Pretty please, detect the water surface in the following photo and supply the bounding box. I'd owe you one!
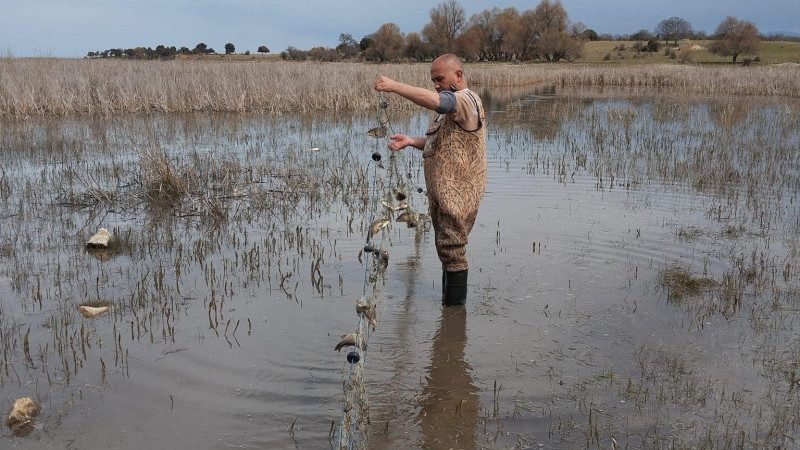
[1,88,799,449]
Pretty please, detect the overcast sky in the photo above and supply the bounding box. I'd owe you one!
[1,0,797,57]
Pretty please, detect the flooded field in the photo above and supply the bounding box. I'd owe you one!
[1,87,799,449]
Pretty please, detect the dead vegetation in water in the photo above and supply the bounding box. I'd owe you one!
[0,114,379,409]
[1,59,799,118]
[658,265,717,302]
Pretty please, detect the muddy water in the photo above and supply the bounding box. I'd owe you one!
[1,89,799,449]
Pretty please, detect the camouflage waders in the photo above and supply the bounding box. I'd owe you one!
[423,90,487,304]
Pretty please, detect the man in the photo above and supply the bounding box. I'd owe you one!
[374,54,487,306]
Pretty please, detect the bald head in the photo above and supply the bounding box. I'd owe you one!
[433,53,463,72]
[430,54,466,92]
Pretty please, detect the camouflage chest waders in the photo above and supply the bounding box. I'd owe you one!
[423,90,487,305]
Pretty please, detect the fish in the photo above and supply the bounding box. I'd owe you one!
[377,249,389,268]
[381,200,408,212]
[367,126,387,139]
[356,302,378,330]
[335,333,366,352]
[373,248,390,279]
[357,245,375,264]
[395,210,420,228]
[368,218,391,242]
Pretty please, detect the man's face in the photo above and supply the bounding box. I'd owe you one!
[430,61,458,93]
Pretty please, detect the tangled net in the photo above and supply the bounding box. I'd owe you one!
[333,93,429,449]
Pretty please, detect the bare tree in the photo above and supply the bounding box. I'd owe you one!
[536,28,582,61]
[422,0,466,55]
[366,23,405,62]
[655,17,693,45]
[404,32,430,61]
[530,0,582,61]
[569,21,587,38]
[710,16,761,63]
[508,9,540,60]
[465,8,502,60]
[534,0,569,32]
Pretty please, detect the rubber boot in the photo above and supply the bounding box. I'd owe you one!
[442,270,447,303]
[443,269,468,306]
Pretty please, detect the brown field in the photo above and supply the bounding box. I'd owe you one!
[577,40,800,65]
[1,50,799,117]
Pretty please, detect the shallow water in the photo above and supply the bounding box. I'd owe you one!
[1,88,799,449]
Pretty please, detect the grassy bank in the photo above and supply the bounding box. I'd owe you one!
[1,55,799,118]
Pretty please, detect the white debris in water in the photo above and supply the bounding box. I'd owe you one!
[79,305,110,318]
[87,228,112,248]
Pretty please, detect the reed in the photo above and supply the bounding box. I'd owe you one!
[1,58,799,118]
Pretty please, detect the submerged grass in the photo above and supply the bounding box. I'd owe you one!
[658,265,717,301]
[1,58,799,118]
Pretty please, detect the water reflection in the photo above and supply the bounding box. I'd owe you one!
[418,306,479,450]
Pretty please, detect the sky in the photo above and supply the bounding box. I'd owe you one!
[1,0,798,58]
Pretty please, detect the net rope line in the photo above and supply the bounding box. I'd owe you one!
[333,92,421,449]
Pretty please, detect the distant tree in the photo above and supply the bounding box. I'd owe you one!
[508,9,540,60]
[257,45,270,54]
[87,51,95,58]
[225,43,235,54]
[280,46,307,61]
[463,8,498,61]
[404,32,429,61]
[710,16,761,63]
[193,43,208,54]
[359,36,373,52]
[155,45,176,58]
[534,0,569,31]
[655,17,693,45]
[581,29,599,41]
[422,0,466,55]
[336,33,360,58]
[531,0,582,61]
[366,22,405,62]
[630,29,654,41]
[569,21,586,38]
[308,46,338,61]
[536,28,582,61]
[464,7,518,61]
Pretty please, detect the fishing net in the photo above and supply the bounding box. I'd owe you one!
[333,93,427,449]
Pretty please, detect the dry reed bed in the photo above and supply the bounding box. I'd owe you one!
[1,58,799,117]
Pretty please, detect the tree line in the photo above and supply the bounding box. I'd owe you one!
[88,0,788,63]
[282,1,766,64]
[87,42,269,59]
